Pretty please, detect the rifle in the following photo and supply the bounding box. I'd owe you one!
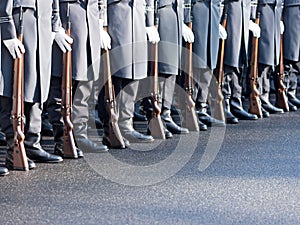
[213,2,228,122]
[11,7,29,171]
[148,0,166,139]
[248,8,263,118]
[102,27,125,148]
[61,4,78,158]
[182,9,199,131]
[274,31,289,111]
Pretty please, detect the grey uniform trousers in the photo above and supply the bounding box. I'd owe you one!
[0,96,42,148]
[222,65,243,100]
[47,77,93,141]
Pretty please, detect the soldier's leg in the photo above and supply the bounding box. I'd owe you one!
[0,103,7,146]
[47,76,84,157]
[24,102,63,163]
[97,80,128,149]
[258,64,283,114]
[41,102,53,137]
[229,68,258,120]
[0,96,36,169]
[222,65,238,124]
[286,61,300,108]
[159,74,189,134]
[72,80,108,152]
[114,77,153,143]
[194,68,225,127]
[47,76,64,155]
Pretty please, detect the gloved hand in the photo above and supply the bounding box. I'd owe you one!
[146,26,160,44]
[99,19,111,50]
[54,27,73,53]
[3,38,25,59]
[219,24,227,40]
[182,22,194,43]
[249,20,261,38]
[280,20,284,34]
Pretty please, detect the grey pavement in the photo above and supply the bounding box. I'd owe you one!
[0,108,300,224]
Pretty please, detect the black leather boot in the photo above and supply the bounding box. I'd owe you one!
[74,121,108,153]
[260,93,284,114]
[0,167,9,176]
[5,134,36,169]
[161,110,189,134]
[287,90,300,108]
[197,104,225,127]
[224,99,238,124]
[119,118,154,143]
[53,125,84,158]
[261,106,270,118]
[102,119,128,149]
[197,119,208,131]
[230,98,258,120]
[41,113,53,137]
[133,112,147,122]
[146,111,173,139]
[288,100,297,111]
[25,133,63,163]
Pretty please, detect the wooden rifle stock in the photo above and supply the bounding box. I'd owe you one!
[182,21,199,131]
[12,7,29,171]
[275,33,289,111]
[213,4,227,122]
[249,12,263,118]
[61,5,78,158]
[103,27,125,148]
[148,1,165,139]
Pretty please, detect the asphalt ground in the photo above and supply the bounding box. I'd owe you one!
[0,102,300,224]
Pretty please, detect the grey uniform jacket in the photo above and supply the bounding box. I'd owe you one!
[52,0,101,81]
[189,0,220,70]
[158,0,183,75]
[283,0,300,62]
[251,0,283,67]
[224,0,251,68]
[0,0,60,103]
[0,0,17,89]
[100,0,154,80]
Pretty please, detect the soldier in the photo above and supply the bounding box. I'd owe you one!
[98,0,159,144]
[282,0,300,110]
[0,0,64,169]
[222,0,258,123]
[47,0,109,155]
[153,0,196,136]
[190,0,226,127]
[252,0,284,115]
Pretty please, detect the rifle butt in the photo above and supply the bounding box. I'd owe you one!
[62,116,78,158]
[213,100,226,122]
[13,134,29,171]
[249,95,263,118]
[276,91,289,112]
[63,131,78,159]
[148,116,166,139]
[109,121,125,149]
[182,107,199,132]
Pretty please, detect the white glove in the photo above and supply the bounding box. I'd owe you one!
[54,27,73,53]
[280,21,284,34]
[182,22,194,43]
[3,38,25,59]
[249,20,261,38]
[219,24,227,40]
[99,19,111,50]
[146,26,160,44]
